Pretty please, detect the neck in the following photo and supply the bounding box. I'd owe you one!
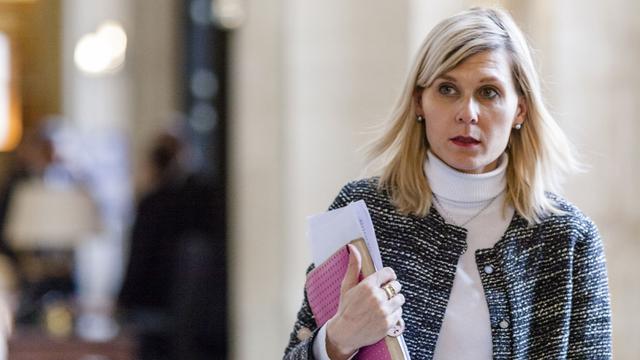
[425,151,508,204]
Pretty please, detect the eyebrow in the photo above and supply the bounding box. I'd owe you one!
[438,75,457,82]
[436,74,505,84]
[479,76,503,84]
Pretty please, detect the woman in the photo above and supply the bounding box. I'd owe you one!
[284,7,611,360]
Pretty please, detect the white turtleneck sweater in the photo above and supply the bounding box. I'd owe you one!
[314,151,514,359]
[427,151,513,359]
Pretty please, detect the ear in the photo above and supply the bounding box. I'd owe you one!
[514,95,527,125]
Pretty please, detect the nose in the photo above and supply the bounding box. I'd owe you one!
[457,97,479,125]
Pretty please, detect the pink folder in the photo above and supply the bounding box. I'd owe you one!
[305,240,409,359]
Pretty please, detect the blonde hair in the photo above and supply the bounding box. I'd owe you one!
[366,7,579,224]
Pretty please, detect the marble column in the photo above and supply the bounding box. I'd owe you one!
[228,0,285,358]
[62,0,132,340]
[280,0,410,336]
[230,0,409,357]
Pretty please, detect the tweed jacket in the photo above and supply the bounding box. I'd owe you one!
[283,178,612,359]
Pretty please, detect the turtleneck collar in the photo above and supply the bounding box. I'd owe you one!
[425,151,508,204]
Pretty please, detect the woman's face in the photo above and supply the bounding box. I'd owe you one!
[416,50,526,174]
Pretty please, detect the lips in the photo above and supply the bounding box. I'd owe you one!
[450,136,480,147]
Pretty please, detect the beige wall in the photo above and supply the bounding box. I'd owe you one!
[228,0,285,357]
[547,2,640,358]
[229,1,409,358]
[279,0,410,335]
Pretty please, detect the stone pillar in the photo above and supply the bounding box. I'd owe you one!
[62,0,132,133]
[228,0,285,358]
[61,0,132,340]
[280,0,410,331]
[230,0,409,358]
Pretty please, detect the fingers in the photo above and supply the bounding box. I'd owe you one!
[347,244,362,266]
[388,306,403,327]
[385,291,405,337]
[377,267,397,285]
[360,270,403,306]
[386,293,405,311]
[340,244,362,294]
[383,306,404,334]
[384,280,402,297]
[363,267,396,287]
[386,316,405,337]
[382,288,405,317]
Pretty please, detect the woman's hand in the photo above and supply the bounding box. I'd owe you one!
[325,244,405,359]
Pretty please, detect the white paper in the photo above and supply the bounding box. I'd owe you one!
[351,200,384,271]
[307,200,383,271]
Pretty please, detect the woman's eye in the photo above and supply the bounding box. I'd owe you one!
[438,84,457,96]
[479,87,499,99]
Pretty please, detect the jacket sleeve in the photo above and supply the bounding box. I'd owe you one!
[283,264,320,360]
[283,183,356,359]
[567,220,612,358]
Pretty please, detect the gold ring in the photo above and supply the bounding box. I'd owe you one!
[382,283,396,300]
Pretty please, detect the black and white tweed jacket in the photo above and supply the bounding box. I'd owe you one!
[284,178,612,359]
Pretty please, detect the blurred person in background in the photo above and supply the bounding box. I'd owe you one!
[0,124,76,324]
[284,7,611,360]
[0,121,78,353]
[119,129,226,359]
[0,120,77,264]
[0,127,55,263]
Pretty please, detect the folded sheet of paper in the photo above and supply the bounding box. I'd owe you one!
[307,200,384,270]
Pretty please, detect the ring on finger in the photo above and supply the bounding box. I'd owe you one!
[382,283,397,300]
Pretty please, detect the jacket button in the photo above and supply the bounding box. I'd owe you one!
[296,327,312,341]
[484,265,494,274]
[499,320,509,329]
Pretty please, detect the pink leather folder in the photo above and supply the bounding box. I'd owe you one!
[305,240,409,359]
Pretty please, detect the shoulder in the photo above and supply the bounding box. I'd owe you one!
[538,192,600,243]
[328,177,389,210]
[338,177,381,197]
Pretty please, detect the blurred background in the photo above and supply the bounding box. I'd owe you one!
[0,0,637,359]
